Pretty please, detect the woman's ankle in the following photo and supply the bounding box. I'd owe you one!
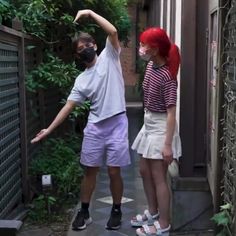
[158,218,170,229]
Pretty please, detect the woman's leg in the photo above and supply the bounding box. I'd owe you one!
[150,159,170,228]
[140,157,158,214]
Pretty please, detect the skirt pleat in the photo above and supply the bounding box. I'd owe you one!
[131,110,182,160]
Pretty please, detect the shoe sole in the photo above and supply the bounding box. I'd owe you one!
[131,216,159,227]
[136,228,169,236]
[72,217,93,230]
[105,221,122,230]
[131,220,154,227]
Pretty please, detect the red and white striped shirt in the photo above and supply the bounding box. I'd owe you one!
[143,61,177,113]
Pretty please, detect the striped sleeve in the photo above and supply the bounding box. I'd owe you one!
[163,79,177,108]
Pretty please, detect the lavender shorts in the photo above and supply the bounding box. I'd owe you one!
[80,113,131,167]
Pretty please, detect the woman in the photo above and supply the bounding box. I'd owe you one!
[131,28,181,236]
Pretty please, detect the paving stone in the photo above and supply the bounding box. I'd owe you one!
[0,220,23,236]
[18,228,52,236]
[98,232,128,236]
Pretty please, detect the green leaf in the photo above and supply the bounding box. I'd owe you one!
[0,0,10,8]
[48,196,56,203]
[211,212,230,226]
[26,45,36,50]
[220,203,232,210]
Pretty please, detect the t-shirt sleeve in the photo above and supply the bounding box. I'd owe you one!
[163,79,177,108]
[67,79,86,105]
[105,37,121,59]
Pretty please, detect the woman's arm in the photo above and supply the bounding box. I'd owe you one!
[162,106,176,164]
[165,106,176,146]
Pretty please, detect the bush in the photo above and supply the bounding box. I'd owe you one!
[26,52,80,94]
[10,0,131,45]
[211,203,233,236]
[30,133,84,196]
[28,133,84,222]
[0,0,15,24]
[28,195,56,222]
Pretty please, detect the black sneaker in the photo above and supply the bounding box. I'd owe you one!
[72,210,92,230]
[106,209,122,230]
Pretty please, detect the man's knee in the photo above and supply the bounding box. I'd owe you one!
[84,167,99,179]
[108,166,121,179]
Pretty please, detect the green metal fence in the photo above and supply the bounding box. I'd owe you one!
[0,25,62,219]
[0,41,22,219]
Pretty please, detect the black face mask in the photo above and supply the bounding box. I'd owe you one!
[77,47,96,63]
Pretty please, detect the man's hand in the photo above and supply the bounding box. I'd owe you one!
[73,9,119,50]
[30,101,76,144]
[31,129,50,144]
[162,144,173,165]
[74,9,91,23]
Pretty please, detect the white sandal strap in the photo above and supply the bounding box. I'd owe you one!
[153,221,171,234]
[143,224,151,234]
[136,214,143,221]
[152,212,159,219]
[135,209,153,222]
[153,221,161,231]
[144,209,153,221]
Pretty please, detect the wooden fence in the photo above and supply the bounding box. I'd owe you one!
[0,25,61,219]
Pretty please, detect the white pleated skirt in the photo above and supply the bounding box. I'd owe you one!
[131,109,182,160]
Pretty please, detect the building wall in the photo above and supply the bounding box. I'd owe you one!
[120,5,139,87]
[159,0,182,123]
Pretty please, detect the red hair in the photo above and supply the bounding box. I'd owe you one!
[140,27,180,79]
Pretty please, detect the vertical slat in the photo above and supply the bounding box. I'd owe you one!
[170,0,176,40]
[38,89,46,129]
[0,29,23,218]
[25,39,42,160]
[162,0,168,30]
[18,36,29,202]
[179,0,197,176]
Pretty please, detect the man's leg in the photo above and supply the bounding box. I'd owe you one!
[106,166,123,230]
[104,113,130,229]
[108,166,123,204]
[80,166,100,202]
[72,166,99,230]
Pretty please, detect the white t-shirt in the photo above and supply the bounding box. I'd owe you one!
[67,38,126,123]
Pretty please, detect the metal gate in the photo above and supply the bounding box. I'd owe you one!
[0,41,22,218]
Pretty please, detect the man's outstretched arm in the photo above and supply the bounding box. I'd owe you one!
[31,100,76,143]
[74,9,119,50]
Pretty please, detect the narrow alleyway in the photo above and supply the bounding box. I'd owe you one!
[15,105,214,236]
[66,105,214,236]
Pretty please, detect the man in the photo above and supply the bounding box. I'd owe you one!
[31,9,130,230]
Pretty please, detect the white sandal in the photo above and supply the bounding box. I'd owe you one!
[131,209,159,227]
[136,221,170,236]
